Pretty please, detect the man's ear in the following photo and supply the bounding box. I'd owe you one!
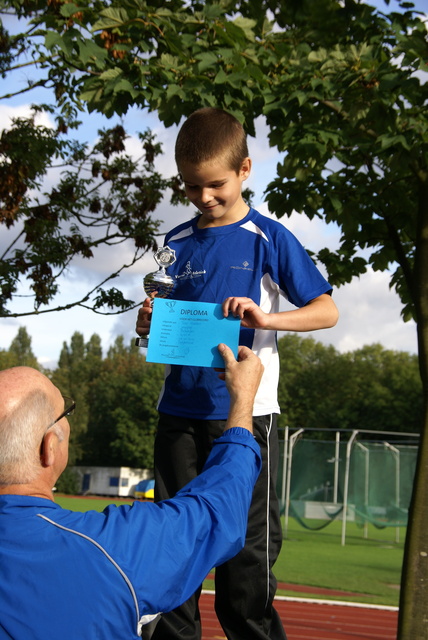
[40,431,58,468]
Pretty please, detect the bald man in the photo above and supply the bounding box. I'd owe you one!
[0,344,263,640]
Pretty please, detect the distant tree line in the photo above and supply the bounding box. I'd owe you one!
[277,335,422,437]
[0,327,164,472]
[1,327,422,473]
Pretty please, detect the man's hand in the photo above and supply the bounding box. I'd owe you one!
[218,344,264,433]
[135,297,154,337]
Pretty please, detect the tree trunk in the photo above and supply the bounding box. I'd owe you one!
[397,178,428,639]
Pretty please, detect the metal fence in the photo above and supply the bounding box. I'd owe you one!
[277,428,419,545]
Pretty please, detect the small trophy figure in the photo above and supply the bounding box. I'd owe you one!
[135,246,177,348]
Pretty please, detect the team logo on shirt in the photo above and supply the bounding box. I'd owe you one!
[231,261,253,271]
[175,261,206,280]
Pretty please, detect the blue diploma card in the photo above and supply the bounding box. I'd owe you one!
[146,299,241,367]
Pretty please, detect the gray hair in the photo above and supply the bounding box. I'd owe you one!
[0,388,64,485]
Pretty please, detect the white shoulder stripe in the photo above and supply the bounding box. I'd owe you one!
[239,220,269,242]
[168,227,194,242]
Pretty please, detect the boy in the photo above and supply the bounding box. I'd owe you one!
[136,108,339,640]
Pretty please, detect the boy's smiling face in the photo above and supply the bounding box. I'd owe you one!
[178,156,251,228]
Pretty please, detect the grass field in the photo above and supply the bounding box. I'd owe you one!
[275,519,403,606]
[56,495,404,608]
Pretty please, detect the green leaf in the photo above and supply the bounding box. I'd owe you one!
[44,31,62,50]
[93,8,130,31]
[233,16,256,41]
[99,68,123,81]
[214,68,228,84]
[44,31,74,56]
[288,90,308,106]
[195,51,219,72]
[59,3,81,18]
[113,79,138,97]
[379,134,411,151]
[165,84,185,100]
[77,39,108,66]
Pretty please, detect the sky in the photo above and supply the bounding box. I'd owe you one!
[1,0,425,368]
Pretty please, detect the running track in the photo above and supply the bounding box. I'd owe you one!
[199,590,398,640]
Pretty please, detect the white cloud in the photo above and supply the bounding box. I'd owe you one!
[329,270,417,354]
[0,104,54,130]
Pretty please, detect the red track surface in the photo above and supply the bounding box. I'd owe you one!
[199,591,398,640]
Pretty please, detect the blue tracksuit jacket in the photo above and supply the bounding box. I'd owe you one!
[0,428,261,639]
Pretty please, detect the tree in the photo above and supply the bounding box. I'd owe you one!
[4,326,39,368]
[52,334,89,464]
[277,335,422,435]
[278,334,342,432]
[81,336,164,468]
[0,0,257,316]
[1,0,427,634]
[257,5,427,635]
[0,0,266,130]
[1,118,185,316]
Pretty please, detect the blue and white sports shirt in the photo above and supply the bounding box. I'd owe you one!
[157,207,332,420]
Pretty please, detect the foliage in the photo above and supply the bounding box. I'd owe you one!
[77,335,164,468]
[54,467,80,494]
[0,0,267,130]
[50,331,103,464]
[1,0,426,322]
[278,334,422,435]
[261,1,427,327]
[1,0,425,321]
[1,326,422,466]
[1,119,186,316]
[0,326,39,369]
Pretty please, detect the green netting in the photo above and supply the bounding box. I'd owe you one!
[351,442,416,528]
[289,500,343,530]
[277,434,418,532]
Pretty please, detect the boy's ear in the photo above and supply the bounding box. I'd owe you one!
[240,157,252,180]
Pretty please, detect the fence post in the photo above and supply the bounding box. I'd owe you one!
[341,430,358,546]
[284,428,304,539]
[384,442,400,543]
[334,431,340,504]
[280,427,289,520]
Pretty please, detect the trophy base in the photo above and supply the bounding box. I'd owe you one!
[135,337,149,348]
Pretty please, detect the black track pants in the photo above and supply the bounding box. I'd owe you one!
[151,413,288,640]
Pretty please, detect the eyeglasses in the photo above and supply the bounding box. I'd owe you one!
[40,396,75,453]
[49,395,76,429]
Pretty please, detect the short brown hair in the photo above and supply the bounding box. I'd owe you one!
[175,108,249,174]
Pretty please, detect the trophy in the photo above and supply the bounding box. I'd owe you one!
[135,246,177,348]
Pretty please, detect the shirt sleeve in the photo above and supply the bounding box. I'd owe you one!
[76,428,261,616]
[269,224,332,307]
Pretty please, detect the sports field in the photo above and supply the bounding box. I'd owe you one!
[56,495,404,608]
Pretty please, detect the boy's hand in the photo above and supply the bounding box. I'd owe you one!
[135,297,154,337]
[222,297,269,329]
